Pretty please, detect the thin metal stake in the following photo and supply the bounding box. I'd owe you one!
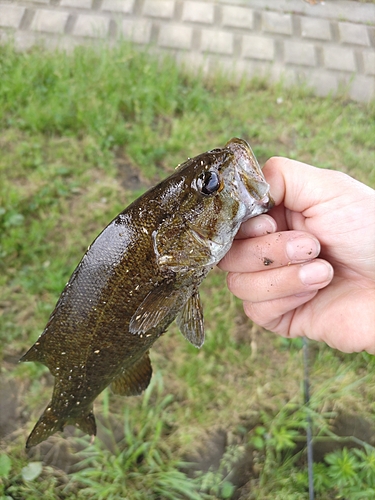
[303,337,315,500]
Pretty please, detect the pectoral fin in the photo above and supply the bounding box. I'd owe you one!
[111,352,152,396]
[129,282,181,335]
[176,290,205,348]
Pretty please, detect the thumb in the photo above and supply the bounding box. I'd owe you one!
[262,157,365,214]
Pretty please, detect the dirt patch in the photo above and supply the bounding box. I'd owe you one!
[0,379,21,439]
[184,409,375,498]
[115,152,152,192]
[311,411,375,462]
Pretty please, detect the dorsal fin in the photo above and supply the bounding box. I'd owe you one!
[111,352,152,397]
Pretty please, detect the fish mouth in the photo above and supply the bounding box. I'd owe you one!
[236,167,274,218]
[225,138,274,217]
[238,168,274,205]
[255,192,275,210]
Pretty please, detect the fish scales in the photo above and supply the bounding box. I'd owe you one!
[21,138,274,448]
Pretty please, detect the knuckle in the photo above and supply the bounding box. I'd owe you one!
[226,272,239,292]
[243,301,266,326]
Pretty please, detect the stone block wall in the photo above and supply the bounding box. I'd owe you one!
[0,0,374,102]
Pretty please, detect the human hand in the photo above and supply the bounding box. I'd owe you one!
[219,157,375,354]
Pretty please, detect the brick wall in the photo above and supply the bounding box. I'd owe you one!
[0,0,374,102]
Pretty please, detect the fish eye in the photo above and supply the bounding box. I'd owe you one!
[198,170,222,196]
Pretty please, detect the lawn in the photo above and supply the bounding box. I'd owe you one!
[0,41,374,499]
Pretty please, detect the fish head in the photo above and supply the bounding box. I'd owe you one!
[156,138,274,268]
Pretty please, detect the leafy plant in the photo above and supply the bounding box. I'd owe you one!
[325,447,375,496]
[67,373,208,499]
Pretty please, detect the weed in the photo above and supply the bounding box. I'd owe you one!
[65,374,208,500]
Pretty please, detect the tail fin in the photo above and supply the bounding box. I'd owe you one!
[26,404,96,449]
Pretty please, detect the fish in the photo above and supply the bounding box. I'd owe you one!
[21,138,274,448]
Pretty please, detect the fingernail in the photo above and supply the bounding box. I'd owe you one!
[238,215,277,238]
[299,261,333,285]
[286,237,320,262]
[252,215,277,235]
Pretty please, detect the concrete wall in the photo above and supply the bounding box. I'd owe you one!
[0,0,374,102]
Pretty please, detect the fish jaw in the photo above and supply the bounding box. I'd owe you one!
[226,138,274,221]
[236,168,274,220]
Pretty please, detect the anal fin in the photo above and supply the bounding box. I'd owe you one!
[111,352,152,396]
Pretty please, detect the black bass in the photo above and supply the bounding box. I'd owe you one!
[21,138,274,448]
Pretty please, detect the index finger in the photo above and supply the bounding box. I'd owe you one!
[219,231,321,273]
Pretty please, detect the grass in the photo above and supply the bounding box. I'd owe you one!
[0,40,374,499]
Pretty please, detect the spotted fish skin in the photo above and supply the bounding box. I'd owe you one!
[21,138,274,448]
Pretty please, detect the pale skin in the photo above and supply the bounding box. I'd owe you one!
[219,157,375,355]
